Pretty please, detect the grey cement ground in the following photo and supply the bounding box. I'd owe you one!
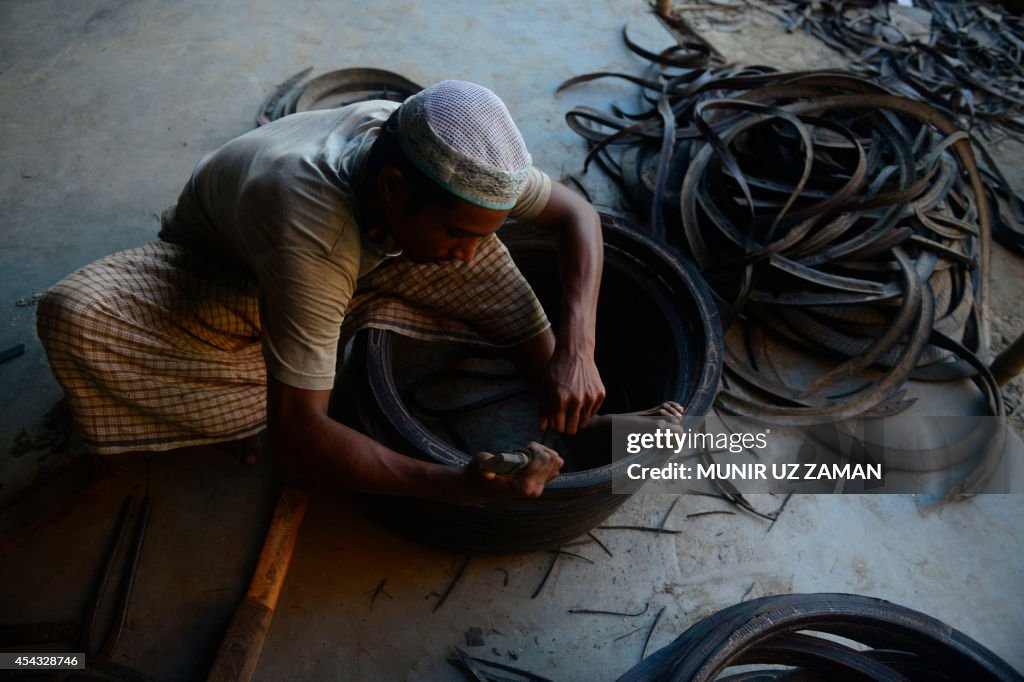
[1,1,1022,680]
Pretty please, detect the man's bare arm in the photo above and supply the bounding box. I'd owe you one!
[523,180,606,434]
[266,376,562,503]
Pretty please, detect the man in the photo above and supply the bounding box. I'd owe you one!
[37,80,608,505]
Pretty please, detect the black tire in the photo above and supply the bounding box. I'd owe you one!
[338,215,723,554]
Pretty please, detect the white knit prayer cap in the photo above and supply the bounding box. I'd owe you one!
[395,80,532,210]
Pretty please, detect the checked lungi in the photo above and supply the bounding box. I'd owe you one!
[36,235,549,455]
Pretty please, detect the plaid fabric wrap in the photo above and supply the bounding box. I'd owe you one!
[341,233,549,346]
[37,236,549,455]
[36,242,266,454]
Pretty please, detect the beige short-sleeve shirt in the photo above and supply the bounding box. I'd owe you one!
[162,101,552,390]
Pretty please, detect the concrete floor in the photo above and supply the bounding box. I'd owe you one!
[1,1,1023,680]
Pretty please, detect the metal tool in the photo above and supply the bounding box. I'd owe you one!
[80,494,150,659]
[478,449,533,476]
[0,343,24,365]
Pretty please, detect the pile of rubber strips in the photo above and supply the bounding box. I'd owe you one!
[753,0,1024,137]
[615,592,1024,681]
[451,593,1023,681]
[557,13,1022,494]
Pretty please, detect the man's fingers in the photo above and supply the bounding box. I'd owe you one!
[518,444,563,497]
[547,383,607,435]
[580,389,606,430]
[466,442,565,502]
[552,406,567,435]
[525,442,563,471]
[564,399,583,435]
[593,388,607,419]
[547,390,586,435]
[524,441,551,459]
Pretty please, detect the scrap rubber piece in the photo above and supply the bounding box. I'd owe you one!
[617,592,1023,682]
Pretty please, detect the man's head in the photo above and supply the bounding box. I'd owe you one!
[364,80,532,265]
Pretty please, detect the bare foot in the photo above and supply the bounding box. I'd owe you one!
[563,401,686,461]
[619,401,685,424]
[585,401,686,431]
[222,433,263,467]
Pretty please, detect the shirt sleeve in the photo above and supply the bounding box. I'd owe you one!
[509,166,552,222]
[257,246,356,391]
[240,173,361,391]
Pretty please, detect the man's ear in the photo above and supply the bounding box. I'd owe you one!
[377,166,407,205]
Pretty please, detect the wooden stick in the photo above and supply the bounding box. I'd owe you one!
[207,487,309,682]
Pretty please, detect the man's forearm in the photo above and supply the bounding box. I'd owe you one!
[556,213,601,351]
[524,181,607,433]
[270,408,465,504]
[267,376,564,503]
[538,182,603,350]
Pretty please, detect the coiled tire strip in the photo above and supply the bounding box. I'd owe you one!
[754,1,1024,139]
[617,593,1023,681]
[559,24,1013,493]
[255,67,422,125]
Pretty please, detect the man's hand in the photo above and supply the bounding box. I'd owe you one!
[460,442,564,505]
[539,344,606,435]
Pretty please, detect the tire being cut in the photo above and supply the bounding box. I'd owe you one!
[343,215,722,553]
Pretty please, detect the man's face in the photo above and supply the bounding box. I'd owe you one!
[381,173,510,265]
